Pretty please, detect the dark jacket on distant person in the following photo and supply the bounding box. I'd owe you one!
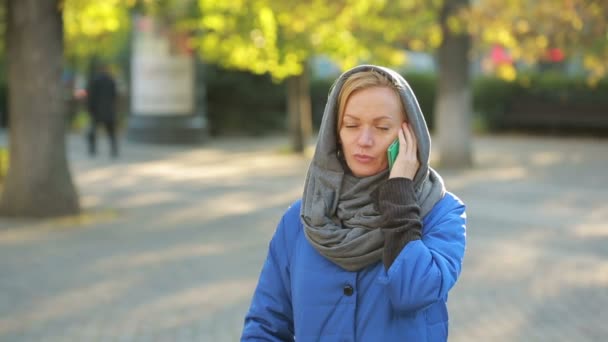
[87,72,117,122]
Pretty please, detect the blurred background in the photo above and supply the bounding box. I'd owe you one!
[0,0,606,341]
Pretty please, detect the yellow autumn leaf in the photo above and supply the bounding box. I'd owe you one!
[497,64,517,82]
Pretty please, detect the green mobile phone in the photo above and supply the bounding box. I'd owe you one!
[387,139,399,170]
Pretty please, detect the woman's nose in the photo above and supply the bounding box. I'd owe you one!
[357,128,373,146]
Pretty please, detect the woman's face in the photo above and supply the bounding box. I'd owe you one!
[339,86,405,177]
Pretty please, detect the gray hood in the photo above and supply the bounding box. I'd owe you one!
[313,64,434,191]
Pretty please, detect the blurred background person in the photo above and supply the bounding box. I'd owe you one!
[86,63,118,158]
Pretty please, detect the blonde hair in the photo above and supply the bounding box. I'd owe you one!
[336,70,405,134]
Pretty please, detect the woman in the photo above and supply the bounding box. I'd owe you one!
[241,65,466,341]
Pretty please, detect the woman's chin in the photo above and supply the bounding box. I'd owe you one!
[349,165,386,178]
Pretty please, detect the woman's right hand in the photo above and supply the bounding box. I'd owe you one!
[389,122,420,180]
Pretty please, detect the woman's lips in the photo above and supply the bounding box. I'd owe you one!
[354,154,374,163]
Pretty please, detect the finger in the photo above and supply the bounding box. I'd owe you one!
[398,125,406,147]
[407,122,418,155]
[402,122,414,156]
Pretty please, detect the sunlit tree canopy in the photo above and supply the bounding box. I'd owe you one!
[468,0,608,84]
[2,0,605,82]
[195,0,444,80]
[62,0,131,66]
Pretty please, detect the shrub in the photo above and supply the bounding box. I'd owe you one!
[204,65,286,136]
[473,73,608,132]
[3,65,600,137]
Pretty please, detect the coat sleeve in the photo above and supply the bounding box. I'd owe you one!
[376,194,466,314]
[241,215,295,341]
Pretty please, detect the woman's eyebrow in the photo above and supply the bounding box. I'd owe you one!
[344,114,394,121]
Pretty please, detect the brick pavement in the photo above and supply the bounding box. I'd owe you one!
[0,133,606,341]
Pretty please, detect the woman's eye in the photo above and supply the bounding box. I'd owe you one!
[377,127,390,131]
[344,125,358,129]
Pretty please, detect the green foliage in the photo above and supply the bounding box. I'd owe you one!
[468,0,608,83]
[0,3,5,68]
[0,146,8,183]
[402,72,437,130]
[475,73,608,109]
[309,77,333,129]
[63,0,132,71]
[518,72,608,104]
[204,65,286,136]
[0,81,6,127]
[206,68,439,134]
[473,76,518,130]
[474,72,608,132]
[205,68,608,135]
[194,0,441,80]
[70,110,90,132]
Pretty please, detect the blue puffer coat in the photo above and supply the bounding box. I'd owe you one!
[242,192,466,341]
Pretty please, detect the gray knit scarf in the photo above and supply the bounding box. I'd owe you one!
[301,65,446,272]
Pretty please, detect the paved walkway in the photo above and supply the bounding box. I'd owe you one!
[0,133,607,341]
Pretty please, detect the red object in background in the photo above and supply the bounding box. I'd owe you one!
[173,33,194,55]
[491,45,513,65]
[137,17,153,32]
[546,48,565,62]
[74,89,87,100]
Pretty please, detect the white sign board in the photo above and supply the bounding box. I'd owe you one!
[131,16,194,116]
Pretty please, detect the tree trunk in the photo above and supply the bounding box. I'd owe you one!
[286,62,312,154]
[0,0,80,217]
[434,0,473,168]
